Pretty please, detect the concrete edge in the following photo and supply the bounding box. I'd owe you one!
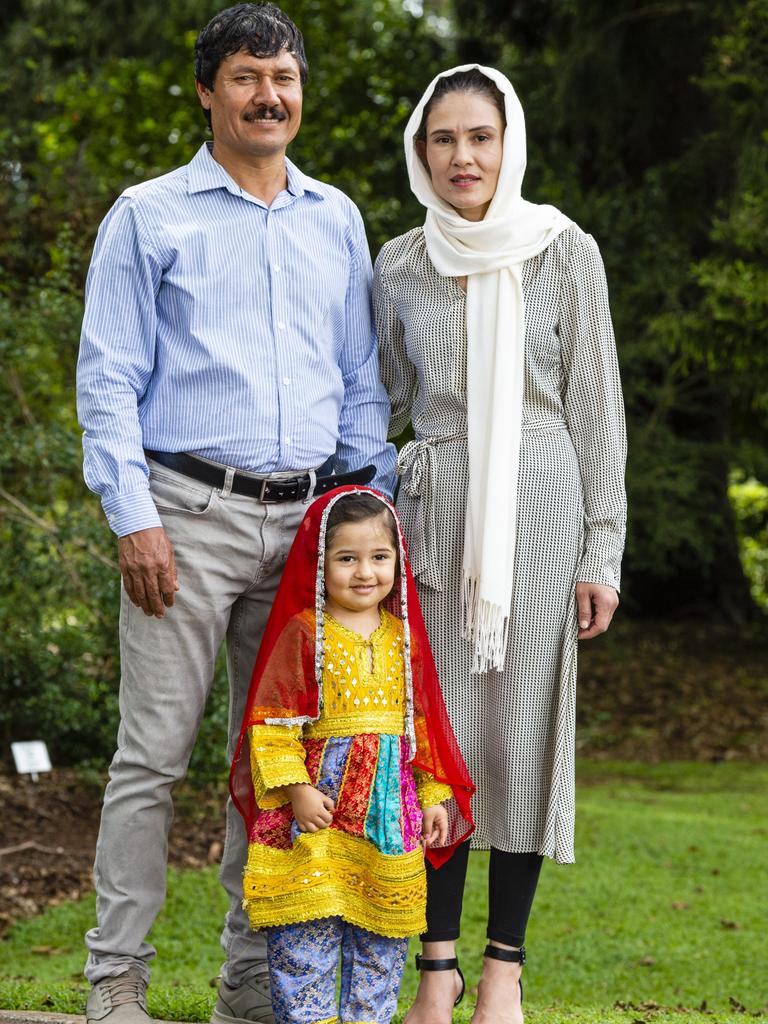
[0,1014,196,1024]
[0,1014,85,1024]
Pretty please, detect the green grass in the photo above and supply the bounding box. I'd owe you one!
[1,762,766,1024]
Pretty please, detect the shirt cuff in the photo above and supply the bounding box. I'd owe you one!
[258,781,310,810]
[416,777,454,808]
[372,444,398,500]
[249,725,310,805]
[576,527,623,591]
[102,489,163,537]
[255,767,312,808]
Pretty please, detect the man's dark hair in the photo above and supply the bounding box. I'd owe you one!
[195,2,308,94]
[415,69,506,142]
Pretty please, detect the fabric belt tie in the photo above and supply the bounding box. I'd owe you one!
[145,450,376,503]
[396,433,466,592]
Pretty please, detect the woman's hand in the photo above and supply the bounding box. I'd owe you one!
[288,784,335,832]
[422,804,449,849]
[576,581,619,639]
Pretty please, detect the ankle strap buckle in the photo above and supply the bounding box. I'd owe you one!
[483,943,526,964]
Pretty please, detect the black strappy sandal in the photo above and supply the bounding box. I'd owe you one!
[415,953,466,1007]
[483,943,526,1002]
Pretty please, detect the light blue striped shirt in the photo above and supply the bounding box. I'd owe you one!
[77,143,397,536]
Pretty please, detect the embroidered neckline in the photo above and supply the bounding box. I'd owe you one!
[323,608,391,645]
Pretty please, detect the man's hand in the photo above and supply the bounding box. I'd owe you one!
[288,784,335,833]
[576,581,619,640]
[118,526,179,618]
[421,804,449,849]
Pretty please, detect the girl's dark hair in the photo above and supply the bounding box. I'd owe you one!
[325,493,399,552]
[415,69,506,142]
[195,3,308,116]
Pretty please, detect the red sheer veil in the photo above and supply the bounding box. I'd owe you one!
[230,486,474,867]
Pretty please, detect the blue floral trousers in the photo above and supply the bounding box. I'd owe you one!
[266,917,408,1024]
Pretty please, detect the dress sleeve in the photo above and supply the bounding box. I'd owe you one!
[373,251,418,440]
[559,232,627,590]
[249,724,310,809]
[412,696,454,808]
[413,769,454,808]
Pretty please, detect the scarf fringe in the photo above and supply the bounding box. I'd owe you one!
[462,574,509,674]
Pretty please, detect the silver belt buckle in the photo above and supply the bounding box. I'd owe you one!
[258,477,278,503]
[258,473,310,503]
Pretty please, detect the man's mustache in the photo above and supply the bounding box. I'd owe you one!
[243,106,287,122]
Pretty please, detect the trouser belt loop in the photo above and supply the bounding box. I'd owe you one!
[220,466,235,499]
[304,469,317,504]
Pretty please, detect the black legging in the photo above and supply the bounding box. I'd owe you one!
[421,841,543,947]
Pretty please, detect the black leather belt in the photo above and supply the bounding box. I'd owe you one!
[145,450,376,503]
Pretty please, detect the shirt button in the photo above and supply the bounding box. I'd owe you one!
[274,264,281,272]
[285,436,292,444]
[283,377,291,386]
[277,322,286,330]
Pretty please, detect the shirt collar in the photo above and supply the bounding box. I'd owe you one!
[284,158,325,200]
[187,142,325,201]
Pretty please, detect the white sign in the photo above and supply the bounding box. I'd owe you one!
[11,741,52,779]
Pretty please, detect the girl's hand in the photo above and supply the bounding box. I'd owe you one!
[421,804,448,849]
[576,581,619,639]
[288,784,335,832]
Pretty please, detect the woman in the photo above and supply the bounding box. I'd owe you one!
[373,65,627,1024]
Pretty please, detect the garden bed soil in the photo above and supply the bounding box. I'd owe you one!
[0,771,226,937]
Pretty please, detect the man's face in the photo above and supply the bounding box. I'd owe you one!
[195,48,303,160]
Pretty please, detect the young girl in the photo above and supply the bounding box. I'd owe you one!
[230,486,474,1024]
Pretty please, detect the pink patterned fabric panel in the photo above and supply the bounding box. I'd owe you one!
[400,735,423,853]
[250,803,293,849]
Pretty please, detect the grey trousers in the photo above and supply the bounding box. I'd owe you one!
[84,461,308,986]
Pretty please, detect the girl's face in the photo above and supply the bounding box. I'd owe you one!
[417,90,504,222]
[324,514,397,617]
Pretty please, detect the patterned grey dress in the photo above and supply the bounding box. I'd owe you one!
[373,225,626,863]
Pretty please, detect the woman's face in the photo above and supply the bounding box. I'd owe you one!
[418,90,504,221]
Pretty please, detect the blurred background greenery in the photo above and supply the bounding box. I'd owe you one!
[0,0,766,782]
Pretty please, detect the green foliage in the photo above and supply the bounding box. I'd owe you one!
[1,762,766,1020]
[0,0,450,771]
[691,2,768,402]
[1,0,448,271]
[0,229,120,765]
[729,472,768,610]
[2,0,767,773]
[463,0,768,614]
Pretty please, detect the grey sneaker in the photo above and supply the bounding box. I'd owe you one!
[86,967,151,1024]
[211,969,274,1024]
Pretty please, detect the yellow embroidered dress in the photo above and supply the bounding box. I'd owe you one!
[243,608,451,938]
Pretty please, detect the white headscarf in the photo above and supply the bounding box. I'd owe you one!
[405,64,571,672]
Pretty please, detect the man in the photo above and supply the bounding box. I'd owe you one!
[76,5,396,1024]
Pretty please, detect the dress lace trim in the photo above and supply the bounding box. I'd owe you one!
[243,830,426,938]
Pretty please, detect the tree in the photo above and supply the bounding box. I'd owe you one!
[0,0,451,771]
[447,0,768,617]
